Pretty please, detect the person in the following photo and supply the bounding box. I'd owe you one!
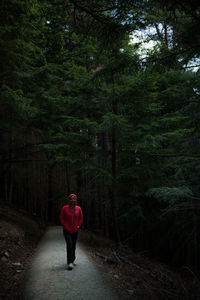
[60,193,83,270]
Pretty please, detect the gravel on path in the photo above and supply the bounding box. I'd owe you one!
[23,226,119,300]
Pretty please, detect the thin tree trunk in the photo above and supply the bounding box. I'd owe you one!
[102,132,110,237]
[191,198,198,273]
[111,126,120,242]
[164,23,168,46]
[111,99,120,243]
[47,163,53,221]
[66,162,71,195]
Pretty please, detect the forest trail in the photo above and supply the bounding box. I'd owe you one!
[23,226,119,300]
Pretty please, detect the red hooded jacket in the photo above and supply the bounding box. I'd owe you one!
[60,199,83,233]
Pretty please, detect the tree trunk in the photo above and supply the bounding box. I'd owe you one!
[47,163,54,221]
[111,99,120,242]
[66,162,71,195]
[111,126,120,242]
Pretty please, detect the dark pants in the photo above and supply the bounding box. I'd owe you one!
[63,229,78,264]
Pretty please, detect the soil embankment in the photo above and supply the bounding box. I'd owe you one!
[0,203,46,299]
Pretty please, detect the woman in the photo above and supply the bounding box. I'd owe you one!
[60,193,83,270]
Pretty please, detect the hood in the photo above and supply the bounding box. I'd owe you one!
[68,193,77,205]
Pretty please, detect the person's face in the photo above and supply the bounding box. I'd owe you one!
[69,196,76,206]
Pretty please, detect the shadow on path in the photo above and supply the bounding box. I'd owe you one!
[23,226,119,300]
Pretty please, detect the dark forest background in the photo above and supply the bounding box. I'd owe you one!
[1,0,200,274]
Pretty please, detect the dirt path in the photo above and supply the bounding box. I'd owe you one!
[23,226,119,300]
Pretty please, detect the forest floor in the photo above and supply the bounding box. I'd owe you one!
[0,203,200,300]
[79,231,200,300]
